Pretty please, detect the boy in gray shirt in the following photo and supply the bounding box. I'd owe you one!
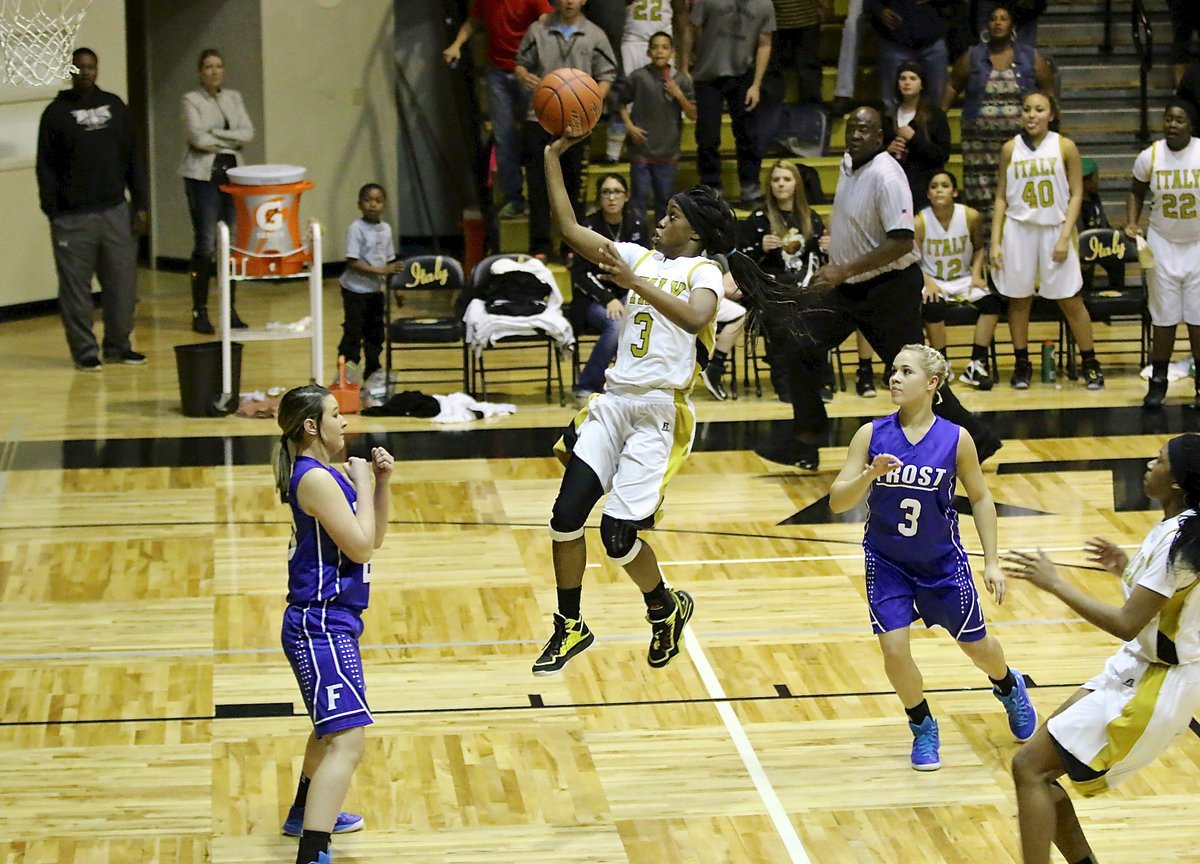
[618,31,697,224]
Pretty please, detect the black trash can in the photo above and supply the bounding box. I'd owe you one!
[175,341,243,417]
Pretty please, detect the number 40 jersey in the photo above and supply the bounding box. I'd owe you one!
[865,414,964,564]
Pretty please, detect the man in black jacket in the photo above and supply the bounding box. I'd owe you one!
[36,48,148,371]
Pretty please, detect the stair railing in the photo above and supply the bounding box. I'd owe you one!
[1131,0,1153,142]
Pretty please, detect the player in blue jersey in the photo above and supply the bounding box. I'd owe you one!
[272,384,393,864]
[830,343,1036,770]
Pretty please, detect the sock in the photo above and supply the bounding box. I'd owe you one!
[905,699,932,725]
[1081,349,1097,365]
[557,586,582,621]
[709,349,728,371]
[296,830,331,864]
[1014,347,1029,365]
[971,344,989,362]
[1151,360,1169,380]
[643,580,673,619]
[989,668,1017,696]
[291,775,311,810]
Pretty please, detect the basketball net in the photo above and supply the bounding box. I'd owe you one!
[0,0,91,87]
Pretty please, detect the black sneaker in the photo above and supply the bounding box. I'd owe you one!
[754,440,819,472]
[959,359,994,391]
[646,588,694,668]
[1010,360,1033,390]
[855,367,876,398]
[230,309,249,330]
[820,385,834,403]
[104,350,148,366]
[532,612,595,676]
[1143,377,1168,409]
[701,363,727,400]
[74,356,102,372]
[1082,360,1105,390]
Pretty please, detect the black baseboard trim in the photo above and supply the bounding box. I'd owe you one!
[0,298,58,321]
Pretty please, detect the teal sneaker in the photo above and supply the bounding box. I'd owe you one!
[909,716,941,771]
[994,668,1038,741]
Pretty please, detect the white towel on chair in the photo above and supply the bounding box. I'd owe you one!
[462,258,575,353]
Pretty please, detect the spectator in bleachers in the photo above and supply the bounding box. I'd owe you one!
[884,60,951,206]
[973,0,1045,47]
[943,2,1054,241]
[515,0,618,259]
[444,0,553,221]
[1169,0,1200,87]
[1077,156,1124,293]
[831,0,865,116]
[568,174,649,405]
[865,0,948,116]
[617,31,696,225]
[604,0,689,163]
[689,0,776,207]
[936,0,973,63]
[768,0,830,107]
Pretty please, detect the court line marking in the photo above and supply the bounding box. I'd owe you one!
[0,617,1091,663]
[684,625,812,863]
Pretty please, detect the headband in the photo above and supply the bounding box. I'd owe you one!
[1168,434,1200,486]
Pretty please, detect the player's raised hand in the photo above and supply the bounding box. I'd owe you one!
[370,446,394,480]
[595,241,637,291]
[1083,536,1128,575]
[866,453,902,479]
[1002,548,1062,592]
[345,456,372,489]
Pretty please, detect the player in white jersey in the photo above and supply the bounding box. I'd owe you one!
[1005,434,1200,864]
[992,90,1105,390]
[534,123,802,676]
[1127,100,1200,409]
[915,171,1003,390]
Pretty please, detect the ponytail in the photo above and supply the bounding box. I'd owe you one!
[274,384,332,503]
[726,250,814,341]
[273,435,294,504]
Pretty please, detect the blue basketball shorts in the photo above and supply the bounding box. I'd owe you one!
[864,544,987,642]
[281,603,373,737]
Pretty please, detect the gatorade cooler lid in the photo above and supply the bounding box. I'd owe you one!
[226,164,307,185]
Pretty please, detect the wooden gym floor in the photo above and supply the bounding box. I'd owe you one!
[1,269,1198,864]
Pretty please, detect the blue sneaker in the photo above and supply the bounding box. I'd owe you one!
[282,807,364,837]
[306,853,333,864]
[994,668,1038,741]
[909,716,941,771]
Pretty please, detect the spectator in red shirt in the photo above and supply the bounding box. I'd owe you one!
[445,0,553,220]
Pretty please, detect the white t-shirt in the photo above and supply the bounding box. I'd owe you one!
[339,218,395,294]
[605,242,722,396]
[1005,131,1071,227]
[918,203,975,293]
[1131,138,1200,245]
[830,151,918,283]
[1122,509,1200,665]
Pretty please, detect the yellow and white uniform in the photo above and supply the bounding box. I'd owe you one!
[995,131,1083,300]
[918,204,988,303]
[1047,510,1200,795]
[1132,138,1200,326]
[622,0,676,73]
[556,242,721,524]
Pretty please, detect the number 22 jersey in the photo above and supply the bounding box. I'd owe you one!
[865,414,964,565]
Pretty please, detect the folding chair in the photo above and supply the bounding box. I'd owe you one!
[384,254,470,394]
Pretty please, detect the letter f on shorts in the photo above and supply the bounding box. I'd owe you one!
[326,683,344,710]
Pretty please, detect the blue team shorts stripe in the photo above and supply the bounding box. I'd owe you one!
[864,544,988,642]
[282,603,373,736]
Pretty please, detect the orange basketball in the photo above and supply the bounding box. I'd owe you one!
[532,68,604,137]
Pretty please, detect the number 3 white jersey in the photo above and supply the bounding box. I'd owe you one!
[606,242,721,397]
[918,204,974,294]
[1005,131,1071,227]
[1132,138,1200,244]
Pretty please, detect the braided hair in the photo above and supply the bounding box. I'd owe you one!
[671,185,812,339]
[1168,434,1200,575]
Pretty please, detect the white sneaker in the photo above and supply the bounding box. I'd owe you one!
[959,359,993,391]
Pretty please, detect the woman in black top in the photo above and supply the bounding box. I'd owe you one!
[885,61,952,208]
[568,174,649,402]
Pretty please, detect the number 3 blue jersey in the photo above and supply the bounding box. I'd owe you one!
[286,456,370,612]
[865,414,963,565]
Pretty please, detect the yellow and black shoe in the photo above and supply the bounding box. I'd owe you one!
[532,612,595,676]
[646,589,694,668]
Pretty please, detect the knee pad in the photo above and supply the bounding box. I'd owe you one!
[975,293,1004,316]
[600,513,643,566]
[549,457,605,542]
[921,299,947,324]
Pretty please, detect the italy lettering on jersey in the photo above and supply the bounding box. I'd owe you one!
[1132,138,1200,244]
[625,0,675,43]
[605,241,722,396]
[1120,509,1200,665]
[1005,131,1071,226]
[919,203,974,293]
[286,456,370,612]
[865,414,963,566]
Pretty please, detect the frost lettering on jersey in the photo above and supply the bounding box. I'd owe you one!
[877,463,949,490]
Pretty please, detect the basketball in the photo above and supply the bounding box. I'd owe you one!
[532,68,604,138]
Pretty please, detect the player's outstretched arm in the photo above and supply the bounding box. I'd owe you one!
[545,132,610,265]
[829,424,899,513]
